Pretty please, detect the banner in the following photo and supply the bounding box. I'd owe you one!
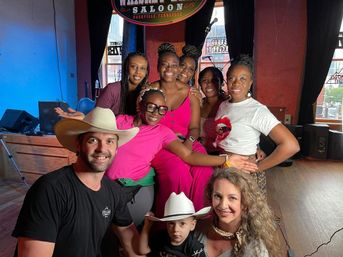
[112,0,206,26]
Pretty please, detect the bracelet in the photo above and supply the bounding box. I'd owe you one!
[219,154,232,168]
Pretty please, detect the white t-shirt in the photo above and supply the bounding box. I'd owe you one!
[215,98,280,155]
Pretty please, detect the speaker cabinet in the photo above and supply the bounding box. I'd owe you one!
[286,124,303,159]
[302,124,329,159]
[259,134,276,156]
[38,101,69,134]
[327,130,343,161]
[0,109,39,133]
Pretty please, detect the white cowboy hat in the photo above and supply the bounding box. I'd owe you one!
[148,192,211,222]
[54,107,139,152]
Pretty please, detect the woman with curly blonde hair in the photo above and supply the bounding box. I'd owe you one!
[195,168,281,257]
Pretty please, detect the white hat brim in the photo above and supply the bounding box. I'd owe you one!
[147,206,211,222]
[54,118,139,152]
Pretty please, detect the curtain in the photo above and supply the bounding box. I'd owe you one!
[87,0,113,99]
[298,0,343,124]
[121,21,145,62]
[185,0,216,51]
[223,0,254,61]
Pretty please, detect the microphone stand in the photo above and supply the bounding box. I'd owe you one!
[198,18,218,55]
[0,135,29,188]
[203,56,217,69]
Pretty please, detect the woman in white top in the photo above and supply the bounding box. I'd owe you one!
[214,55,299,194]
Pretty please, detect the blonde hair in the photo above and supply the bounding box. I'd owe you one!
[205,168,281,257]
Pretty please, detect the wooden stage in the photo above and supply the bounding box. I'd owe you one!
[1,159,343,257]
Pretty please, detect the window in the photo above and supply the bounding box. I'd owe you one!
[197,4,230,87]
[100,13,123,88]
[316,19,343,129]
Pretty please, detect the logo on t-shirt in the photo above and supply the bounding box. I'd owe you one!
[192,248,204,256]
[102,206,111,218]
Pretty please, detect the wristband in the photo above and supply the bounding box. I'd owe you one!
[219,154,232,168]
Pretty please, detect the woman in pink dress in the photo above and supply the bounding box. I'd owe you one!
[149,43,212,216]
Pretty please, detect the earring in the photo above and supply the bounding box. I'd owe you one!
[247,91,252,97]
[226,94,232,101]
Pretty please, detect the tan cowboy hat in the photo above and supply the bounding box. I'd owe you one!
[148,192,211,222]
[54,107,139,152]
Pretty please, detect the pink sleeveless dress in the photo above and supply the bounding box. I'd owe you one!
[151,95,213,217]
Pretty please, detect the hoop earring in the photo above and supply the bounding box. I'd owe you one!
[226,94,232,101]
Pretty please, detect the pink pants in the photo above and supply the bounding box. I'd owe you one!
[151,141,213,217]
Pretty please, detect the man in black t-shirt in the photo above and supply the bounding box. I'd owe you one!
[12,107,140,257]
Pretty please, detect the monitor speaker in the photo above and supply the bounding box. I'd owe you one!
[260,125,304,160]
[0,109,39,133]
[38,101,69,134]
[302,124,329,159]
[327,130,343,161]
[286,124,303,159]
[259,134,276,156]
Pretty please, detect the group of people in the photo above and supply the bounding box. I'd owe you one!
[12,42,300,257]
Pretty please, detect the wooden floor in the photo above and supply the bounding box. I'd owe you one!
[0,178,27,257]
[1,159,343,257]
[267,159,343,257]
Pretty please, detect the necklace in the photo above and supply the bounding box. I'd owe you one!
[212,224,236,240]
[212,224,243,254]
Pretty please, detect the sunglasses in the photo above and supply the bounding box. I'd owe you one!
[145,102,168,115]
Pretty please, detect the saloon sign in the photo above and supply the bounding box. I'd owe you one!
[112,0,206,26]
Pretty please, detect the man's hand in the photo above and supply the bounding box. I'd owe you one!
[54,107,85,120]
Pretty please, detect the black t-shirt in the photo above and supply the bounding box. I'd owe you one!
[12,166,134,257]
[149,230,206,257]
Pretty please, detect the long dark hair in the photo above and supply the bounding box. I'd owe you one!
[120,52,149,115]
[198,66,226,99]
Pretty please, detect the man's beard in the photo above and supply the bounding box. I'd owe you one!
[79,151,113,173]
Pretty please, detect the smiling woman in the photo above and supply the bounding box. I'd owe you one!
[198,66,226,154]
[195,168,281,257]
[97,52,149,115]
[214,55,300,195]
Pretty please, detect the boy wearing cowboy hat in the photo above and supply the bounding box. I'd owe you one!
[138,192,209,257]
[12,107,141,257]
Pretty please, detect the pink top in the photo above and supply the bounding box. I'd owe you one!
[96,81,121,115]
[105,115,177,181]
[159,96,191,137]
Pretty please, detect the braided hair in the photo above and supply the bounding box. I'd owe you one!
[138,88,166,105]
[180,44,201,71]
[227,55,254,78]
[157,43,179,66]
